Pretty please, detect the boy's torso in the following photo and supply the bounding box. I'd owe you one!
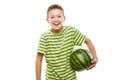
[43,26,77,80]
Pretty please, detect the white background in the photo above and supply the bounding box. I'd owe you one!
[0,0,120,80]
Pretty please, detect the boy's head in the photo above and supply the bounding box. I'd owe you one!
[46,4,65,33]
[47,4,64,17]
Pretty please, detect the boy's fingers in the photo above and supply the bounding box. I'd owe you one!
[91,58,98,64]
[86,59,97,70]
[86,64,95,70]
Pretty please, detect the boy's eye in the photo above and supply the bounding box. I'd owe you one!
[50,16,54,18]
[58,16,61,18]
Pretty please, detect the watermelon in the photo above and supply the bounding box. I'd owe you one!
[70,48,93,71]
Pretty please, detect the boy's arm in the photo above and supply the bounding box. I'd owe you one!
[36,52,44,80]
[85,37,98,70]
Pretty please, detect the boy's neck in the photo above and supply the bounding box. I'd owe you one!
[50,27,63,33]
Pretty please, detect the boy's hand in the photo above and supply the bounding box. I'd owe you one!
[86,57,98,70]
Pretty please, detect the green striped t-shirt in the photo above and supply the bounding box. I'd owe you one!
[37,26,86,80]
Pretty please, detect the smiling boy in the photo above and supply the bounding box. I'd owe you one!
[36,4,98,80]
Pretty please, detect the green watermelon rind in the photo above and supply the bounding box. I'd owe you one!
[76,49,89,68]
[70,48,93,71]
[79,49,93,68]
[80,49,92,68]
[73,50,86,68]
[70,53,84,71]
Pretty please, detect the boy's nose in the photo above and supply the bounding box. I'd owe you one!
[54,17,58,21]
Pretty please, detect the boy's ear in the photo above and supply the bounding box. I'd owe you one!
[46,18,49,23]
[63,16,66,22]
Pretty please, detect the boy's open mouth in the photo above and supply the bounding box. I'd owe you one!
[53,22,60,26]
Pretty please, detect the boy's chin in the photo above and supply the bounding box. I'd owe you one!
[52,26,62,29]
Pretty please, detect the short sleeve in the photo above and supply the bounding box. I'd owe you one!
[74,28,86,46]
[37,35,47,54]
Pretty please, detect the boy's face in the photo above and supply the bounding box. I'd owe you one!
[46,9,65,33]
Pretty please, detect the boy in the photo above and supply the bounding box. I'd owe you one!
[36,4,98,80]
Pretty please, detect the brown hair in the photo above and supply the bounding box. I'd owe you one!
[47,4,64,17]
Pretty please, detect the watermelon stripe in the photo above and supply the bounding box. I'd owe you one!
[83,49,92,67]
[71,52,84,71]
[75,50,87,68]
[71,56,82,70]
[80,49,91,68]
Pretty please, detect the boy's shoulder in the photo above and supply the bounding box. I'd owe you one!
[41,30,50,37]
[64,25,75,29]
[64,25,77,31]
[39,30,51,39]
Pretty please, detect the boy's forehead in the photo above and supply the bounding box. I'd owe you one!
[49,9,63,13]
[48,9,63,15]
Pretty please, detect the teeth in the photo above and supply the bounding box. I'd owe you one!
[53,23,60,26]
